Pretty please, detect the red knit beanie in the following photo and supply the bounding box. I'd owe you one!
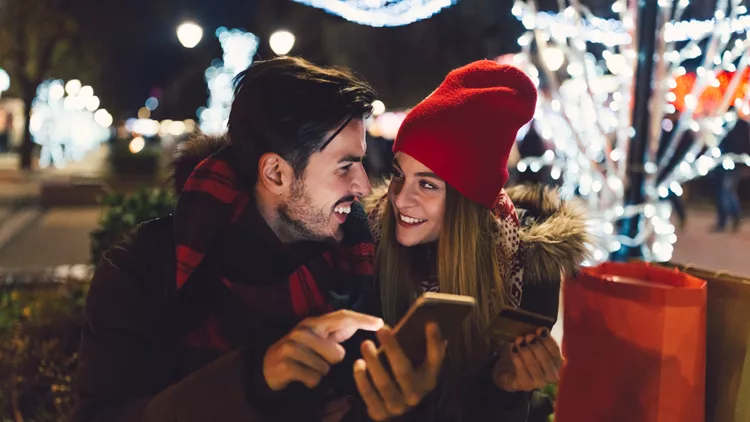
[393,60,537,209]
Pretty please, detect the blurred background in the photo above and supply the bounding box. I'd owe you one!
[0,0,746,272]
[0,0,548,272]
[0,0,749,419]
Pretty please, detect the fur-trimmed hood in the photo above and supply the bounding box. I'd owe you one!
[506,184,589,284]
[169,132,229,194]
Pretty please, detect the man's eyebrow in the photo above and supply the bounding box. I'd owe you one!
[338,155,364,164]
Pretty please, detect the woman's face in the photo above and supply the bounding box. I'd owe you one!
[388,152,446,247]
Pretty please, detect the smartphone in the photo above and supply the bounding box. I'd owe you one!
[486,307,555,343]
[376,292,476,369]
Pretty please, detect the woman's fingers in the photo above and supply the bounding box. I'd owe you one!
[537,328,564,369]
[353,359,389,421]
[361,340,408,415]
[377,327,421,406]
[525,335,560,384]
[515,335,545,388]
[509,341,534,390]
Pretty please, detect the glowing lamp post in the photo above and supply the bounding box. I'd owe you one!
[0,68,9,99]
[371,100,386,116]
[177,22,204,49]
[269,30,295,56]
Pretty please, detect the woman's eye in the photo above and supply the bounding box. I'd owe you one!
[420,181,437,190]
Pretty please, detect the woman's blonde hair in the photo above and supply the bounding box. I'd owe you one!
[376,184,508,420]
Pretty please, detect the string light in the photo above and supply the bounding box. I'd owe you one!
[513,4,750,46]
[200,28,259,135]
[512,0,750,264]
[30,79,111,168]
[292,0,457,27]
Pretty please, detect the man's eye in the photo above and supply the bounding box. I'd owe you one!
[392,168,404,178]
[340,164,353,173]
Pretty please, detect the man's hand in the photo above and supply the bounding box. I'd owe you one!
[263,310,384,391]
[353,322,447,421]
[492,328,563,392]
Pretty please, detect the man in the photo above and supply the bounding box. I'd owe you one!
[714,112,748,232]
[73,57,445,422]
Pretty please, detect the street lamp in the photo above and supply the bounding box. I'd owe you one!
[372,100,386,117]
[0,68,9,99]
[177,22,204,49]
[269,30,295,56]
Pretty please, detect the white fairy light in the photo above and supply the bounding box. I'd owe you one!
[292,0,457,27]
[200,28,259,135]
[30,79,110,168]
[513,4,750,46]
[513,0,750,263]
[550,166,562,180]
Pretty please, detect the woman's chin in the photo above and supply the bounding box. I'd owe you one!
[396,231,424,248]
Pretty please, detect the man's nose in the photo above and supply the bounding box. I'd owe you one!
[351,164,372,197]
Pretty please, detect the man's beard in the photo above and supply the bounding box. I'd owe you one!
[277,178,343,243]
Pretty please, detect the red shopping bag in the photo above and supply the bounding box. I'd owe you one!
[555,261,707,422]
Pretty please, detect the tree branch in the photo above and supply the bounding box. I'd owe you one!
[34,37,58,83]
[1,1,26,72]
[34,0,81,81]
[8,2,31,92]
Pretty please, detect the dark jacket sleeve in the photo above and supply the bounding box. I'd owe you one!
[72,222,304,422]
[520,277,560,322]
[464,367,530,422]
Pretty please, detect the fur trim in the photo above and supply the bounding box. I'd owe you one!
[506,184,590,284]
[362,182,390,243]
[169,132,229,194]
[363,182,390,214]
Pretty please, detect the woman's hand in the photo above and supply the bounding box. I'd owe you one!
[492,328,563,392]
[353,323,447,421]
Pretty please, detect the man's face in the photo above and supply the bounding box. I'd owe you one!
[277,119,371,243]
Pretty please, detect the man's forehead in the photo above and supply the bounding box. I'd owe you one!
[322,120,367,156]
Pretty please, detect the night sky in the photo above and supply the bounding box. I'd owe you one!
[83,0,531,120]
[81,0,731,121]
[97,0,260,119]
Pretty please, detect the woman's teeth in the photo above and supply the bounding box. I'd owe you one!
[400,214,425,224]
[334,204,352,215]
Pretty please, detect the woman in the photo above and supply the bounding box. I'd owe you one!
[353,60,589,421]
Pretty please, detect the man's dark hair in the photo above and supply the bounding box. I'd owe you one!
[227,56,377,185]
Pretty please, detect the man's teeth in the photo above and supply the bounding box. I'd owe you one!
[400,214,425,224]
[334,205,351,215]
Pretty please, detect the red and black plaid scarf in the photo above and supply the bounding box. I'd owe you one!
[173,146,377,351]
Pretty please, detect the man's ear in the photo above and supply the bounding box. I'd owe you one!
[257,153,294,195]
